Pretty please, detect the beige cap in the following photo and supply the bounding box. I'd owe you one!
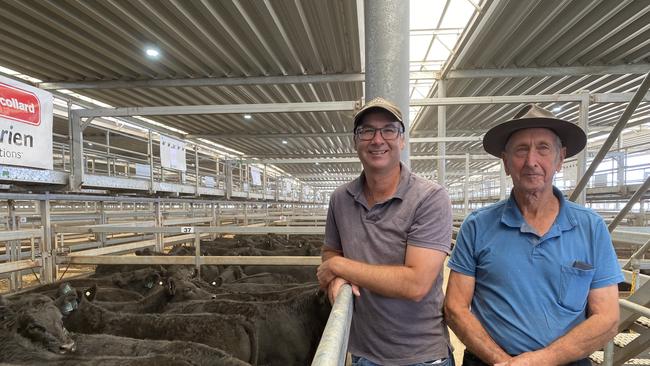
[353,97,404,131]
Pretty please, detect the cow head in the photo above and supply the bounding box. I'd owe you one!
[8,294,76,354]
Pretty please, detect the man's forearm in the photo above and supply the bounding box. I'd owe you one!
[532,312,618,364]
[445,305,511,364]
[328,256,438,301]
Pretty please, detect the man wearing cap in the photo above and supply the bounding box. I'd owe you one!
[445,104,623,366]
[317,97,453,365]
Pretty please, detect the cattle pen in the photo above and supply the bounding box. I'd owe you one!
[2,1,650,365]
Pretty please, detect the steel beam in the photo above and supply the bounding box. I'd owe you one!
[188,132,352,139]
[39,73,365,90]
[264,155,494,164]
[73,101,356,118]
[411,94,583,106]
[593,91,650,103]
[0,259,42,275]
[59,255,321,266]
[447,64,650,79]
[410,136,483,143]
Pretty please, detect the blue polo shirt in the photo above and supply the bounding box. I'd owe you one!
[448,187,623,355]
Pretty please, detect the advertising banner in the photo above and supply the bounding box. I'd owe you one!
[251,166,262,186]
[0,76,53,170]
[160,135,186,171]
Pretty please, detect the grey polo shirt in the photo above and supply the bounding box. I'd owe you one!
[324,163,452,365]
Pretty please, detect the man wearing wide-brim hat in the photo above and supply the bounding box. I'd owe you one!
[444,104,623,366]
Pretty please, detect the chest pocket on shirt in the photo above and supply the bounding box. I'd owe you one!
[559,265,595,312]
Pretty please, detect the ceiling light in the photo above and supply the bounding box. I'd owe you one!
[315,162,320,165]
[145,47,160,58]
[244,114,252,120]
[282,140,288,144]
[552,106,562,113]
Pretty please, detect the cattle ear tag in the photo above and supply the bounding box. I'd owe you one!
[61,301,74,316]
[60,283,74,296]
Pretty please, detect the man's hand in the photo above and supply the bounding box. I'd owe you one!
[326,276,361,304]
[317,256,340,289]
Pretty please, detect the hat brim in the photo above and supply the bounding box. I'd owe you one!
[482,117,587,158]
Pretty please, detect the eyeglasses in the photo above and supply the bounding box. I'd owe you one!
[355,126,403,141]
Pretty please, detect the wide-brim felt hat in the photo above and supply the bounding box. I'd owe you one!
[353,97,404,131]
[482,104,587,158]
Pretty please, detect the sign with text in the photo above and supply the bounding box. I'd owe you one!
[159,135,186,171]
[0,76,53,170]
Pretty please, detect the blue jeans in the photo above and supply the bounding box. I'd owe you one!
[351,353,454,366]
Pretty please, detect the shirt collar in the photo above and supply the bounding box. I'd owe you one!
[501,186,576,234]
[346,162,410,204]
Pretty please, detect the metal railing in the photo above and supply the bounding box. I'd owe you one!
[312,284,354,366]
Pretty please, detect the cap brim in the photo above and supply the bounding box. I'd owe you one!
[483,117,587,158]
[353,107,404,131]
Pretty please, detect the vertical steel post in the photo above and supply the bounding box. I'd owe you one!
[194,145,200,195]
[69,111,84,191]
[364,0,410,165]
[437,79,447,186]
[225,160,233,199]
[148,130,155,193]
[39,198,56,284]
[574,92,589,205]
[464,153,470,215]
[194,232,201,279]
[98,201,106,247]
[7,200,19,290]
[500,161,507,200]
[263,164,268,198]
[154,201,164,252]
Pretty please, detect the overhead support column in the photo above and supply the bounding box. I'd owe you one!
[575,91,589,205]
[225,161,233,200]
[69,111,84,191]
[364,0,410,164]
[437,79,447,186]
[39,198,56,284]
[464,153,470,215]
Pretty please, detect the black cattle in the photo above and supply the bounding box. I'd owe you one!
[64,292,258,364]
[242,265,317,283]
[0,294,192,365]
[90,277,175,313]
[210,283,320,302]
[72,333,251,365]
[41,286,144,302]
[165,288,331,366]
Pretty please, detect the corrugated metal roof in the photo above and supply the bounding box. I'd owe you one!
[1,0,649,193]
